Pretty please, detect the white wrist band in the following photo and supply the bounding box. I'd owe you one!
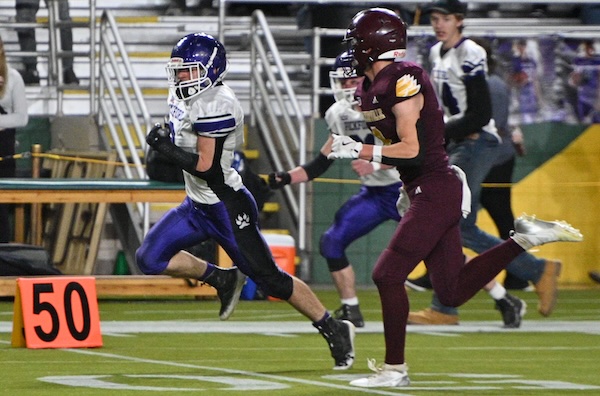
[371,162,381,171]
[372,145,383,163]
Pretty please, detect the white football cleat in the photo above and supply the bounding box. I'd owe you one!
[349,359,410,388]
[511,213,583,250]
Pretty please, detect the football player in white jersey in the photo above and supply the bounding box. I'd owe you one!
[138,33,356,370]
[269,51,403,328]
[408,0,560,327]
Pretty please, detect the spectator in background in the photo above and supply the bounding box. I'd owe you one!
[0,35,29,242]
[509,39,542,124]
[567,40,600,124]
[408,0,526,328]
[475,37,529,290]
[407,0,565,328]
[16,0,79,85]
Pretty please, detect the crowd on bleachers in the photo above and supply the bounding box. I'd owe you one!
[164,1,599,24]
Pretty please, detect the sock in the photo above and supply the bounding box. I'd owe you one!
[488,282,507,300]
[199,262,216,281]
[312,312,331,328]
[385,362,408,372]
[341,297,359,306]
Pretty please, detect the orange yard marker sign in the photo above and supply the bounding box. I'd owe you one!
[11,277,103,349]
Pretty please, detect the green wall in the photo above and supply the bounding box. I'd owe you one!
[15,116,52,176]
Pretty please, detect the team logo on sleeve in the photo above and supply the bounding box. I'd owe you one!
[395,75,421,98]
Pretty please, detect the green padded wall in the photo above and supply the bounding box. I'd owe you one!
[15,116,52,176]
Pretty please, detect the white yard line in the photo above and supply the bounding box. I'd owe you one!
[2,320,600,334]
[54,348,415,396]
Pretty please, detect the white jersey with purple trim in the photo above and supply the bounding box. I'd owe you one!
[324,99,401,187]
[429,38,499,140]
[168,84,244,204]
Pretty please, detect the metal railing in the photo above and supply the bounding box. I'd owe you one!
[249,10,310,272]
[97,10,151,179]
[2,0,96,115]
[96,9,153,235]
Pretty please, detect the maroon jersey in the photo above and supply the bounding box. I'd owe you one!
[357,61,449,185]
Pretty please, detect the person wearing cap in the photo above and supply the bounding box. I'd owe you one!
[407,0,563,326]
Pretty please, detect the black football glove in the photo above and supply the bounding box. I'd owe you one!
[268,171,291,189]
[146,123,171,148]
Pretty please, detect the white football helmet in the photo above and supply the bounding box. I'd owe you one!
[329,51,363,104]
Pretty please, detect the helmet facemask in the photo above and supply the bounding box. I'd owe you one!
[329,51,362,103]
[167,59,212,100]
[166,34,229,101]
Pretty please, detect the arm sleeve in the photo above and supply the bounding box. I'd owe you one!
[444,73,492,140]
[151,137,200,176]
[301,153,334,180]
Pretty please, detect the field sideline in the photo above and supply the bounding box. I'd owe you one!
[1,287,599,395]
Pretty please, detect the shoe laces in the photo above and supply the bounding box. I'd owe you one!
[367,358,383,373]
[366,358,407,374]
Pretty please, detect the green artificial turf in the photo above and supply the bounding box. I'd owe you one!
[1,287,599,395]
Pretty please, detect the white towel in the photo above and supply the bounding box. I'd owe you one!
[450,165,471,218]
[396,186,410,216]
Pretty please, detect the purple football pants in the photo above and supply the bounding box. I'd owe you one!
[136,189,294,300]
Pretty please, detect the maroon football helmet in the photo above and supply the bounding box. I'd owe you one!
[344,8,407,75]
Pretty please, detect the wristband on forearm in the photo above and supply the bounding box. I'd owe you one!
[372,145,383,163]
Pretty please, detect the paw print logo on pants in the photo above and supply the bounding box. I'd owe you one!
[236,213,250,230]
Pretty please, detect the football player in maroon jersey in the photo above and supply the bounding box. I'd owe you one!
[327,8,583,388]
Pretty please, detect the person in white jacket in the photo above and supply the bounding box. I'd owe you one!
[0,35,29,242]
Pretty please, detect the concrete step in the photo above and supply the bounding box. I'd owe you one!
[3,8,309,118]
